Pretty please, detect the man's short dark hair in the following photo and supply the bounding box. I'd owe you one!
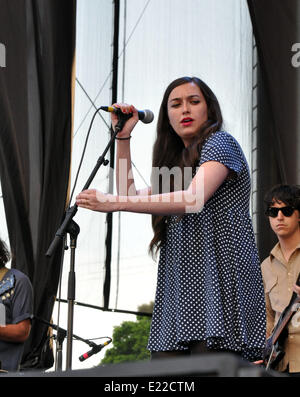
[0,238,10,268]
[264,184,300,211]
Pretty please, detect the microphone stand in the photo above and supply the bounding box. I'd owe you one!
[33,316,98,371]
[65,220,80,370]
[46,112,131,371]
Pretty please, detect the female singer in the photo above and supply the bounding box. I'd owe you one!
[76,76,266,361]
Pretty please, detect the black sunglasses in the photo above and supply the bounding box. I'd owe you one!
[265,206,295,218]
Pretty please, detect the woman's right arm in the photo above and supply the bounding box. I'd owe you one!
[113,103,151,196]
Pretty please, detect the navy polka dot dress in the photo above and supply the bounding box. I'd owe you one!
[147,131,266,361]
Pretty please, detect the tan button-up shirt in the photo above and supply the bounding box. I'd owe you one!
[261,242,300,373]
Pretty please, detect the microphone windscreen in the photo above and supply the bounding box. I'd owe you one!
[140,109,154,124]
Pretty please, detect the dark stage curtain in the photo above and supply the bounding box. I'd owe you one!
[0,0,76,369]
[247,0,300,259]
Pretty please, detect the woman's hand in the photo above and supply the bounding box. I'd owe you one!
[252,360,264,365]
[76,189,119,213]
[111,103,139,138]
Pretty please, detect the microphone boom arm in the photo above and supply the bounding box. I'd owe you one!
[46,113,123,258]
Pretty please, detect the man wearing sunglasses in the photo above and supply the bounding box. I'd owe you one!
[261,184,300,375]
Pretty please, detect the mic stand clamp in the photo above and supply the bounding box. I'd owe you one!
[55,327,67,371]
[114,112,133,133]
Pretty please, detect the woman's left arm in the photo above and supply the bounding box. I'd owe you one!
[76,161,229,216]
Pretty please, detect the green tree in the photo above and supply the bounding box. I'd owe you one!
[100,302,153,364]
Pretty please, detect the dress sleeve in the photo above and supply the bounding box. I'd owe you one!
[199,131,245,177]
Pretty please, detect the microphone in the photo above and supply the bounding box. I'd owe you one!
[100,106,154,124]
[79,339,112,362]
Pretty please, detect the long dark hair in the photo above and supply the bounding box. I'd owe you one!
[0,238,10,268]
[149,77,223,255]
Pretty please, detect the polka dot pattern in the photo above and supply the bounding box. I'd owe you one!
[147,131,266,361]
